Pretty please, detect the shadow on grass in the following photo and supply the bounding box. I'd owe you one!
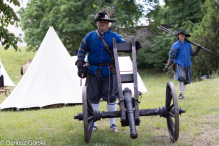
[0,103,82,112]
[73,126,179,146]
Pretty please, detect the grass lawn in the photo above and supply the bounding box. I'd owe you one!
[0,47,219,145]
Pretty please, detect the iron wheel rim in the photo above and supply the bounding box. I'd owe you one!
[165,82,179,142]
[82,86,94,143]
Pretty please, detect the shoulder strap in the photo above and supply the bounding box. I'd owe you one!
[96,30,114,62]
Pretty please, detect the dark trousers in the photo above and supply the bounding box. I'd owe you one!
[176,64,191,85]
[87,68,118,104]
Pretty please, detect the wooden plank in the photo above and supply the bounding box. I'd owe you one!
[131,37,138,100]
[116,43,132,52]
[121,74,133,83]
[113,38,123,100]
[113,38,127,125]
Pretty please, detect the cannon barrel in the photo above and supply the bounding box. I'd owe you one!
[123,88,138,139]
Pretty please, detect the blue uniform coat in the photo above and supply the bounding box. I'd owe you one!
[169,40,195,68]
[77,29,126,77]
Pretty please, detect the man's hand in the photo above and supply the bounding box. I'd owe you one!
[76,59,85,78]
[164,60,173,72]
[78,67,84,78]
[197,45,202,50]
[164,66,169,72]
[193,45,202,56]
[135,41,142,51]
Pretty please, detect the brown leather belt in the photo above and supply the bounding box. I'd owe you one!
[89,62,113,66]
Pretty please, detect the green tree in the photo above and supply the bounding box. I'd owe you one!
[191,0,219,78]
[160,0,205,30]
[137,28,177,70]
[18,0,143,55]
[0,0,20,50]
[138,0,205,70]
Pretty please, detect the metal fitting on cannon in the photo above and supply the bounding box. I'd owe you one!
[159,106,186,117]
[74,113,83,120]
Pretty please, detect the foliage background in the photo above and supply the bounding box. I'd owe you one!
[0,0,20,50]
[191,0,219,78]
[18,0,144,55]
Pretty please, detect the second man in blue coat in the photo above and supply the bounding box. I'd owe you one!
[165,29,201,99]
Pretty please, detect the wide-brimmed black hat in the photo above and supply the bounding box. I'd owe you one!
[175,29,191,37]
[93,12,116,22]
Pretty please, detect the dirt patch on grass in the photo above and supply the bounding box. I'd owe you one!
[139,115,219,145]
[179,114,219,145]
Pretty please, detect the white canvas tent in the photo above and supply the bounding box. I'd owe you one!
[71,56,147,93]
[0,26,82,110]
[118,56,147,93]
[0,60,16,86]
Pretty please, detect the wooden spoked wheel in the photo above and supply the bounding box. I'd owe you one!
[82,86,94,143]
[165,82,179,142]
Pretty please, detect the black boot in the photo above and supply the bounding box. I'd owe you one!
[178,94,185,99]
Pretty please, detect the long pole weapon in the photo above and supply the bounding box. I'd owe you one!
[157,25,213,53]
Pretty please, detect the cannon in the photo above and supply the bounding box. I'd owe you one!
[74,37,186,143]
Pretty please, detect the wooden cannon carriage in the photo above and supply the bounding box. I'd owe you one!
[74,37,186,143]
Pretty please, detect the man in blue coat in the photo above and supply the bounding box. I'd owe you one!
[76,12,142,132]
[165,29,201,99]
